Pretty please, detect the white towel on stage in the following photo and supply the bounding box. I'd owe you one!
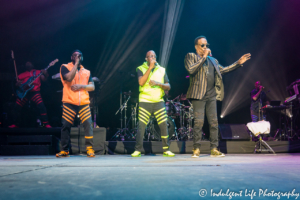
[246,121,271,136]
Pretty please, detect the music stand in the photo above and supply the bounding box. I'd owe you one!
[246,121,276,154]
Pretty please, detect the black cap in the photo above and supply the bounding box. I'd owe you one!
[72,49,83,56]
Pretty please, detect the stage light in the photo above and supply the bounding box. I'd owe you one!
[220,115,224,118]
[94,8,162,103]
[220,29,289,118]
[159,0,185,68]
[94,1,185,104]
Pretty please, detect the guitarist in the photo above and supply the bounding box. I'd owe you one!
[9,61,51,128]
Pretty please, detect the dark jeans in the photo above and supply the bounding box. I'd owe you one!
[192,96,218,150]
[12,91,49,126]
[61,103,93,151]
[135,101,169,152]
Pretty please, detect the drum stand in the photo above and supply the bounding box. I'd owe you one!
[186,100,194,140]
[285,102,300,141]
[145,116,160,141]
[169,117,179,141]
[129,103,138,139]
[177,104,184,138]
[167,100,179,140]
[254,134,276,154]
[111,95,131,141]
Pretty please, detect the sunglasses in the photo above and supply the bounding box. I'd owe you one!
[199,43,210,48]
[147,55,156,58]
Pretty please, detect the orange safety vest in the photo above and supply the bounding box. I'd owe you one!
[60,62,91,106]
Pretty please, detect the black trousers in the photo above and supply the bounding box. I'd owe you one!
[61,103,93,151]
[12,91,49,125]
[192,95,218,150]
[135,101,169,152]
[250,110,266,122]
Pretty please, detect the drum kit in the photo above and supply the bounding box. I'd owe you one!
[111,92,195,141]
[164,94,194,141]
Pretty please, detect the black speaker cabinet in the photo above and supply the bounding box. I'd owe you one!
[219,124,250,140]
[70,126,106,155]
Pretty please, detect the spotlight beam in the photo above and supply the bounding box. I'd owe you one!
[159,0,184,68]
[94,8,162,103]
[221,25,289,117]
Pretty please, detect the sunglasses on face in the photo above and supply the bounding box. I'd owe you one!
[147,55,156,58]
[199,43,210,48]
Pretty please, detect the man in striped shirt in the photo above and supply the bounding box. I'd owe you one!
[185,36,251,158]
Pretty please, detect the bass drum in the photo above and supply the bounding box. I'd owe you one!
[152,117,177,141]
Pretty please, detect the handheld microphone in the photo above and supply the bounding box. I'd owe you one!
[77,54,83,62]
[151,62,157,72]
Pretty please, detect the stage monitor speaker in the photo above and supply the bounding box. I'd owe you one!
[219,124,250,140]
[70,126,106,155]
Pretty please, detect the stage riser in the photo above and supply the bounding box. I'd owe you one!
[0,135,59,155]
[7,135,53,145]
[0,145,54,155]
[0,128,106,155]
[1,128,300,155]
[105,141,300,154]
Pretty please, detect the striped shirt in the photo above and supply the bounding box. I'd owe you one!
[184,52,241,100]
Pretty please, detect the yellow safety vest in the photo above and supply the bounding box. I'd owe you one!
[137,62,165,103]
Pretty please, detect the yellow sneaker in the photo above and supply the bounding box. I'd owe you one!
[87,149,95,157]
[191,148,200,158]
[163,151,175,157]
[210,148,225,157]
[131,151,141,157]
[56,151,70,158]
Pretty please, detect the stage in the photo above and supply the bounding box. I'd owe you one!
[1,128,300,155]
[0,154,299,199]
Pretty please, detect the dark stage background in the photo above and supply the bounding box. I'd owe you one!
[1,0,300,137]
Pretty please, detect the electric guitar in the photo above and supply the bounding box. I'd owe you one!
[16,59,59,99]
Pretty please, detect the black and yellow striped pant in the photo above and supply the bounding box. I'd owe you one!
[61,103,93,152]
[135,101,169,152]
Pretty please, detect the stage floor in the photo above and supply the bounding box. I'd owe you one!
[0,154,299,200]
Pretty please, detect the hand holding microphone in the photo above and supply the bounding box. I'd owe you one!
[75,54,82,65]
[259,85,265,90]
[149,59,156,70]
[203,48,212,57]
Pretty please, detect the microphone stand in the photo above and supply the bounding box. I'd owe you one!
[92,78,103,128]
[112,95,131,141]
[111,71,135,140]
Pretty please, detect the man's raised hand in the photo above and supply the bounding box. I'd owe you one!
[237,53,251,65]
